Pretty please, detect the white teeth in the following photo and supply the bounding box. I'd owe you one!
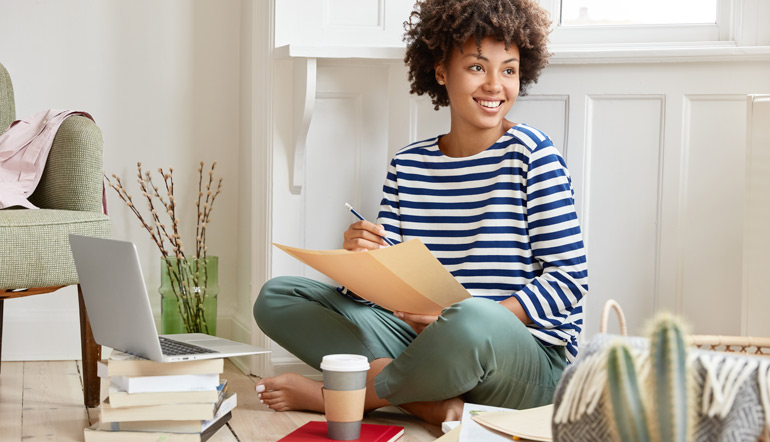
[478,100,502,108]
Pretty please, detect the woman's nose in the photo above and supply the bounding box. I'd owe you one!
[483,73,502,92]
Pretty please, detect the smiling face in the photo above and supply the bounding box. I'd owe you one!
[436,36,521,139]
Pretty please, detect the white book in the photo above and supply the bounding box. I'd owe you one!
[108,381,226,408]
[93,392,237,433]
[99,350,224,377]
[99,399,217,423]
[108,373,220,394]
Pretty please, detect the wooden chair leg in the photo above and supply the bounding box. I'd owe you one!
[78,284,101,407]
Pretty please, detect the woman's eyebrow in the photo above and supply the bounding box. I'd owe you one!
[465,53,520,63]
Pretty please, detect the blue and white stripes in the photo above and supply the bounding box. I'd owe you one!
[377,124,588,361]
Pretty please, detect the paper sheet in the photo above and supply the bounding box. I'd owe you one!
[273,239,471,315]
[472,404,554,442]
[458,403,513,442]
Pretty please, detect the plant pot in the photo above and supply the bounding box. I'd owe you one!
[159,256,218,335]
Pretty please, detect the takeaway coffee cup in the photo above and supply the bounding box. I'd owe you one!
[321,354,370,440]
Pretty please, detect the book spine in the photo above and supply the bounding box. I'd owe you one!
[112,373,220,394]
[108,388,220,408]
[84,427,199,442]
[201,393,237,432]
[104,359,224,377]
[100,403,216,423]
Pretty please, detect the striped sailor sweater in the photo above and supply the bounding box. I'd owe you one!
[377,124,588,361]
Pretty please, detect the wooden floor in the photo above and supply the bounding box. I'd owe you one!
[0,359,443,442]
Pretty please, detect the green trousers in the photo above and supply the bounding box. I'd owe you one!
[253,276,566,408]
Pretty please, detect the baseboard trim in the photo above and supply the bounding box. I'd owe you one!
[222,315,254,374]
[271,358,322,381]
[217,316,319,379]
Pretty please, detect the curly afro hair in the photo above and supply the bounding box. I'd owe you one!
[404,0,552,109]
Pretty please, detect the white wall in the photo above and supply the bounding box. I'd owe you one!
[0,0,244,360]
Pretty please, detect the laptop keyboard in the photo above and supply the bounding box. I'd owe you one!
[159,336,219,356]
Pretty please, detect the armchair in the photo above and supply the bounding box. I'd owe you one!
[0,62,111,407]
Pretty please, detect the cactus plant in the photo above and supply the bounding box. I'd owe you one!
[606,313,692,442]
[647,313,692,442]
[607,342,651,442]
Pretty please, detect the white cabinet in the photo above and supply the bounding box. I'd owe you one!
[275,0,414,49]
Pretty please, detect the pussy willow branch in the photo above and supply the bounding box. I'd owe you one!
[144,170,176,257]
[197,162,222,258]
[136,164,170,257]
[159,167,185,258]
[200,184,222,257]
[195,161,204,258]
[107,161,222,261]
[107,174,169,258]
[200,163,214,257]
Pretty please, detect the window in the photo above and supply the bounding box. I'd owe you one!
[546,0,728,46]
[561,0,718,27]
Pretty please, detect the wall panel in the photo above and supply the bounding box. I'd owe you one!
[299,63,390,281]
[679,95,747,335]
[507,95,570,157]
[304,94,363,256]
[410,97,449,144]
[583,95,665,335]
[744,95,770,337]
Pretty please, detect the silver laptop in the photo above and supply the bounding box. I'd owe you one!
[69,234,270,362]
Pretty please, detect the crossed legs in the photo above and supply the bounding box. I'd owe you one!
[253,276,564,424]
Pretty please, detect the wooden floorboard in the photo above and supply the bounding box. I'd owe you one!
[21,361,90,441]
[0,361,23,441]
[0,359,442,441]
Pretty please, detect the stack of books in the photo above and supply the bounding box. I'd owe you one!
[84,350,236,442]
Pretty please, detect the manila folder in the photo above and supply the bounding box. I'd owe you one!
[273,239,471,315]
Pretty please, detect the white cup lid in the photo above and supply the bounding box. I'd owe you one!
[320,354,370,372]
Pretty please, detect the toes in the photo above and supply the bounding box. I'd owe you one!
[264,399,287,411]
[257,376,282,391]
[259,393,280,406]
[271,401,290,412]
[259,391,281,401]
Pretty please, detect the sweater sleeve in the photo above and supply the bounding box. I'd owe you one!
[376,156,403,245]
[512,139,588,353]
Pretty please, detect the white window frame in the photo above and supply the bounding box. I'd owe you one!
[541,0,750,47]
[538,0,770,63]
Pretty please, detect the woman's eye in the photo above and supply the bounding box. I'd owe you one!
[504,68,516,75]
[470,65,483,72]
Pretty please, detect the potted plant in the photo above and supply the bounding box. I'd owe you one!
[108,162,222,335]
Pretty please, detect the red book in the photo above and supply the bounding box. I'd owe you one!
[278,421,404,442]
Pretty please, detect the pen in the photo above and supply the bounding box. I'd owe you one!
[345,203,395,246]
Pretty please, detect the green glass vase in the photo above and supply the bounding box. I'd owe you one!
[159,256,218,335]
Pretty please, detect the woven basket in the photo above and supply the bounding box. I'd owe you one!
[599,299,770,356]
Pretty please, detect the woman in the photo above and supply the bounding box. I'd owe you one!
[253,0,588,425]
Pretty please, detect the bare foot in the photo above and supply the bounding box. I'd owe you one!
[255,373,324,412]
[400,397,465,425]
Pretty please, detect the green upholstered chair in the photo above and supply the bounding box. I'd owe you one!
[0,62,111,407]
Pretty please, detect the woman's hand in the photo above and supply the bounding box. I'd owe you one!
[394,311,439,335]
[343,220,389,251]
